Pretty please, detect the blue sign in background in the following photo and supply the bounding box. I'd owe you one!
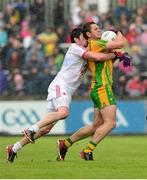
[0,100,147,135]
[66,100,147,134]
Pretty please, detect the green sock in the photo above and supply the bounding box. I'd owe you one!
[64,138,73,148]
[84,141,97,153]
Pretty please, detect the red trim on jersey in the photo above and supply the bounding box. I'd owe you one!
[82,50,90,60]
[56,85,61,98]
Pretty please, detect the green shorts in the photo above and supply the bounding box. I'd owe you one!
[90,85,116,109]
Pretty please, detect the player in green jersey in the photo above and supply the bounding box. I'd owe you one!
[57,22,130,161]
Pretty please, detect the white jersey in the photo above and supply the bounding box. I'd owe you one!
[48,43,87,96]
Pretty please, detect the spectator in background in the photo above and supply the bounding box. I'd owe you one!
[0,23,8,48]
[117,13,129,34]
[0,63,8,96]
[53,0,65,28]
[125,24,139,45]
[5,16,20,36]
[56,25,66,43]
[134,16,144,33]
[21,15,33,30]
[12,68,25,96]
[39,67,53,96]
[37,26,58,57]
[4,3,16,24]
[13,0,27,23]
[103,20,114,31]
[4,3,20,36]
[126,73,146,97]
[26,67,41,95]
[134,5,147,27]
[8,50,22,72]
[24,53,43,72]
[5,36,24,71]
[114,0,131,22]
[25,39,44,64]
[20,18,32,49]
[84,10,96,24]
[116,75,127,98]
[131,45,142,71]
[70,0,86,26]
[1,35,20,69]
[99,13,111,30]
[29,0,45,33]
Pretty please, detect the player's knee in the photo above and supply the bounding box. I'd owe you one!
[104,119,116,130]
[58,109,69,119]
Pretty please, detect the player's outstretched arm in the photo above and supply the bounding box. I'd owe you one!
[106,31,128,49]
[83,51,115,62]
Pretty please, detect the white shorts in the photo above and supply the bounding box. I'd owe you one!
[46,80,72,112]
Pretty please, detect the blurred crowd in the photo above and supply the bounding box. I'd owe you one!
[0,0,147,99]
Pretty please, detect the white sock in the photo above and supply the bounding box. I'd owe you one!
[12,142,22,153]
[29,124,39,133]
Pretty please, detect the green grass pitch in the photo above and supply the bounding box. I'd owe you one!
[0,135,147,179]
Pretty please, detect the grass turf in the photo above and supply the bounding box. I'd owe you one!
[0,135,147,179]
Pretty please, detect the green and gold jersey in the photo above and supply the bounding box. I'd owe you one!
[88,39,113,89]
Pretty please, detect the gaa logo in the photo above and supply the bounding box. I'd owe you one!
[2,109,40,126]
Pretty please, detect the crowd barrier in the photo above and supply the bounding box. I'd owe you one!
[0,100,147,135]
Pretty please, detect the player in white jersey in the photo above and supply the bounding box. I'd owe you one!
[46,43,88,111]
[7,28,116,162]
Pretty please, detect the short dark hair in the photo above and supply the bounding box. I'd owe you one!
[83,22,96,39]
[70,28,83,43]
